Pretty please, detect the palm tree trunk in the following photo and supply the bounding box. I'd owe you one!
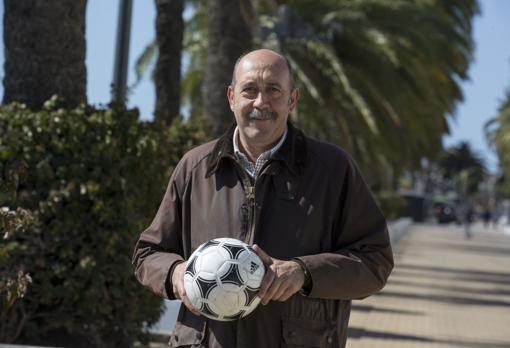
[2,0,87,110]
[202,0,254,136]
[154,0,184,127]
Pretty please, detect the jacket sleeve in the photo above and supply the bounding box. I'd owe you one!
[296,155,394,300]
[132,162,186,299]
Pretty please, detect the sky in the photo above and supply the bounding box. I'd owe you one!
[442,0,510,173]
[1,0,509,173]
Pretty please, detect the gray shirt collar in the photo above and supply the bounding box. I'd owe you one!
[233,125,288,178]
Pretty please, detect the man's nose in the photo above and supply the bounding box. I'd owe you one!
[253,91,270,109]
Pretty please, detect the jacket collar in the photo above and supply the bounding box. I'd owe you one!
[205,121,307,178]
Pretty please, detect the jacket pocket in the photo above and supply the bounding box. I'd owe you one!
[281,317,338,348]
[168,318,207,347]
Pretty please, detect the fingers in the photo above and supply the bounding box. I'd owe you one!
[261,270,284,305]
[252,244,273,266]
[257,260,304,305]
[252,246,305,305]
[171,262,201,316]
[181,292,201,316]
[257,263,275,301]
[260,268,298,304]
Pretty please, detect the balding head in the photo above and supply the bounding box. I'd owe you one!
[226,48,299,158]
[231,49,295,90]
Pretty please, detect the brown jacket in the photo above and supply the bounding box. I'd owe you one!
[133,123,393,348]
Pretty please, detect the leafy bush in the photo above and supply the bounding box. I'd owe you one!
[0,98,207,347]
[374,190,407,220]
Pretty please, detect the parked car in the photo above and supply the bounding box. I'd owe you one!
[433,202,458,224]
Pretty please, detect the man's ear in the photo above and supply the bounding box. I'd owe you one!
[288,88,300,112]
[227,85,235,111]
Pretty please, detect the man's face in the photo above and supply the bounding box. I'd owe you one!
[227,52,299,150]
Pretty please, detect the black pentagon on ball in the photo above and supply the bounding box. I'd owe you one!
[244,286,259,306]
[185,255,198,276]
[202,303,219,319]
[197,239,221,253]
[221,243,246,260]
[219,263,243,285]
[196,277,218,298]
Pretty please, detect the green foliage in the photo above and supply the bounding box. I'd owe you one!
[438,141,486,197]
[486,87,510,198]
[0,98,207,346]
[374,190,406,220]
[139,0,479,193]
[0,205,34,342]
[258,0,479,187]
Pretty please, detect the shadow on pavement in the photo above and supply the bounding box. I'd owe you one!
[405,240,510,257]
[388,278,510,296]
[347,327,510,348]
[392,268,510,287]
[377,290,510,307]
[351,304,424,316]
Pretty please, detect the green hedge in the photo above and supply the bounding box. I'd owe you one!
[0,99,207,347]
[374,190,407,220]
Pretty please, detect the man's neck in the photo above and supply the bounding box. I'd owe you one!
[237,137,267,164]
[233,126,288,164]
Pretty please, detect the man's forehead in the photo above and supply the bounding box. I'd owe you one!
[235,59,289,83]
[237,54,286,71]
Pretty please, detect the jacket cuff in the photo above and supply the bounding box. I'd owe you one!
[165,260,185,299]
[292,257,313,296]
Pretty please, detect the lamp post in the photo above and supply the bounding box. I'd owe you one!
[112,0,133,105]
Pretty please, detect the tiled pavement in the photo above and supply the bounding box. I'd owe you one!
[347,223,510,348]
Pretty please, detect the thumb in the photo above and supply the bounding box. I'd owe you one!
[252,244,273,266]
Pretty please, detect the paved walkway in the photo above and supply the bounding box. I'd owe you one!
[347,223,510,348]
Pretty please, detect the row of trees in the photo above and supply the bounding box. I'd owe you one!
[1,0,483,346]
[1,0,479,186]
[486,87,510,197]
[138,0,480,191]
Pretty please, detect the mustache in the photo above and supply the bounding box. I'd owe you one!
[245,109,277,120]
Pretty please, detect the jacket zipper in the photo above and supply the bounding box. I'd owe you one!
[234,159,272,245]
[243,164,271,245]
[245,185,256,245]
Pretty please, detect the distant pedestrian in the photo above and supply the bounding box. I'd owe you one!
[482,208,492,228]
[464,207,475,238]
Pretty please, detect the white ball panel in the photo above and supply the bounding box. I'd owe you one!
[233,250,250,282]
[241,295,261,317]
[207,283,242,317]
[216,237,245,246]
[195,270,216,282]
[216,260,235,279]
[197,247,230,274]
[242,253,265,288]
[183,273,202,309]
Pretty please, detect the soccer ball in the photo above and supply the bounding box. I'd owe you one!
[183,238,265,321]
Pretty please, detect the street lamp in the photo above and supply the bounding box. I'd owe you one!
[112,0,133,105]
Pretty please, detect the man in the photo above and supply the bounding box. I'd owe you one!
[133,49,393,348]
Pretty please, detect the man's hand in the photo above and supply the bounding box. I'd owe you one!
[252,244,305,305]
[171,262,201,316]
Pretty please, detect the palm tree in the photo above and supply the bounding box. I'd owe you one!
[486,88,510,196]
[133,1,207,124]
[202,0,255,136]
[154,0,185,126]
[256,0,478,186]
[137,0,479,187]
[2,0,87,110]
[186,0,479,185]
[438,142,486,196]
